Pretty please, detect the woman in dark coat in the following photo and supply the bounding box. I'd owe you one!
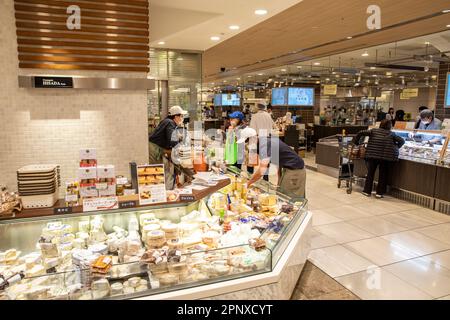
[353,120,405,198]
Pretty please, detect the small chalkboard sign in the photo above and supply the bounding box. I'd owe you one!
[53,207,73,215]
[119,201,138,209]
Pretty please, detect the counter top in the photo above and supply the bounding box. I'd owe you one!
[0,178,230,222]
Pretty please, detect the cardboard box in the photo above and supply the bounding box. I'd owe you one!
[97,165,115,179]
[78,167,97,180]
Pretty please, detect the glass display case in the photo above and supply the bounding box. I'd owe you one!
[392,129,449,165]
[0,177,308,300]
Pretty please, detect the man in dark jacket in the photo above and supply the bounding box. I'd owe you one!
[353,120,405,198]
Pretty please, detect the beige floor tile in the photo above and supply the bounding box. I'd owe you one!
[336,268,433,300]
[348,216,408,236]
[384,257,450,298]
[438,295,450,300]
[422,250,450,270]
[345,237,420,266]
[381,212,436,230]
[352,201,409,216]
[415,223,450,245]
[308,245,375,278]
[309,229,338,249]
[321,205,372,221]
[403,208,450,224]
[382,231,450,256]
[314,222,375,244]
[311,210,343,226]
[308,196,344,210]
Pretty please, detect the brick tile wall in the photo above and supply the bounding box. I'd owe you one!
[435,62,450,120]
[0,1,149,196]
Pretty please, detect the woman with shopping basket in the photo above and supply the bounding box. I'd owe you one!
[352,120,405,199]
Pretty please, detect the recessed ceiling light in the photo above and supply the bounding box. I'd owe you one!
[362,51,369,57]
[316,81,321,84]
[210,36,220,41]
[386,72,392,76]
[370,66,376,70]
[229,25,240,30]
[346,36,353,39]
[425,41,431,45]
[313,62,321,66]
[255,9,268,15]
[258,73,264,76]
[158,41,165,45]
[443,9,450,13]
[447,24,450,28]
[281,69,287,72]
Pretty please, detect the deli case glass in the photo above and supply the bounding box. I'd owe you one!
[0,175,308,300]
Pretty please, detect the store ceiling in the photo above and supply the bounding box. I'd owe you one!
[202,0,450,81]
[205,31,450,91]
[149,0,303,51]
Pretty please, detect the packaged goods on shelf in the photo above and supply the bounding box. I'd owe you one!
[79,149,97,168]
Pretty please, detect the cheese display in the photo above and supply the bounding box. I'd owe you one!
[0,173,304,300]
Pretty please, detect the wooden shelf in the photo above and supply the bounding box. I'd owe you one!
[0,179,230,222]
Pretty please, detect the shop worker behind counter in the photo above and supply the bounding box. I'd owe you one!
[246,135,306,198]
[148,106,187,189]
[353,119,405,199]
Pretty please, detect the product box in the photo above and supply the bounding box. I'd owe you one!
[98,184,117,197]
[79,149,97,167]
[96,178,116,197]
[78,167,97,180]
[79,184,98,198]
[97,165,115,179]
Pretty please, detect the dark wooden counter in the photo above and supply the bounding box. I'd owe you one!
[313,125,368,146]
[435,166,450,202]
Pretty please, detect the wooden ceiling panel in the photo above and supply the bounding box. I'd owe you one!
[203,0,450,81]
[14,0,150,72]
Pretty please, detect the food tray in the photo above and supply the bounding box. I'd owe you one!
[17,164,59,174]
[21,192,59,209]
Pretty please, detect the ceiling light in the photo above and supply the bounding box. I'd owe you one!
[297,66,302,69]
[425,41,430,45]
[281,69,287,72]
[255,9,268,15]
[325,78,330,81]
[313,62,321,66]
[362,51,369,57]
[386,72,392,76]
[370,66,376,70]
[316,81,321,84]
[258,73,264,76]
[247,75,252,78]
[443,9,450,13]
[346,36,353,39]
[447,24,450,28]
[157,41,165,45]
[210,36,220,41]
[229,25,240,30]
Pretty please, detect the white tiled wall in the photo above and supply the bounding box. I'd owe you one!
[0,1,150,195]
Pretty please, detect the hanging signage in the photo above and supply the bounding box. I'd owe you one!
[323,84,338,96]
[243,91,256,99]
[137,164,167,205]
[34,76,74,89]
[401,88,419,99]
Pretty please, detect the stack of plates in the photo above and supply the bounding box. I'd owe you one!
[17,165,60,209]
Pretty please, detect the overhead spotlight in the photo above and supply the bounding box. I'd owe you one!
[255,9,268,15]
[362,51,369,57]
[229,25,240,30]
[210,36,220,41]
[313,62,321,66]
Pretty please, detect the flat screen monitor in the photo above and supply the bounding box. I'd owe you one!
[214,94,222,106]
[445,73,450,108]
[221,94,240,106]
[271,88,288,106]
[288,87,315,106]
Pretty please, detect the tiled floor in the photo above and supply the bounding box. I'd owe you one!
[305,169,450,300]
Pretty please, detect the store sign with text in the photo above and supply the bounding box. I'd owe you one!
[34,76,74,89]
[400,88,419,99]
[243,91,256,99]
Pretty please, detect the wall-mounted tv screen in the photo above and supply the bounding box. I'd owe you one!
[214,94,222,106]
[222,94,240,106]
[445,73,450,108]
[288,87,315,106]
[271,88,288,106]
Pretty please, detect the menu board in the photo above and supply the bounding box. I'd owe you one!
[137,164,167,205]
[288,87,315,106]
[446,73,450,108]
[271,88,288,106]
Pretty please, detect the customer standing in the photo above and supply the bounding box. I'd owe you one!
[250,103,274,137]
[385,108,395,122]
[353,120,405,198]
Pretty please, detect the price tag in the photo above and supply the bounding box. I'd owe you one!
[83,197,119,212]
[119,201,138,209]
[53,207,73,215]
[180,195,196,202]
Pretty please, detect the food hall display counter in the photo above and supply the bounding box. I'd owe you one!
[316,129,450,214]
[0,173,311,300]
[313,125,368,147]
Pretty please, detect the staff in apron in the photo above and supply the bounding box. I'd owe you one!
[149,106,187,190]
